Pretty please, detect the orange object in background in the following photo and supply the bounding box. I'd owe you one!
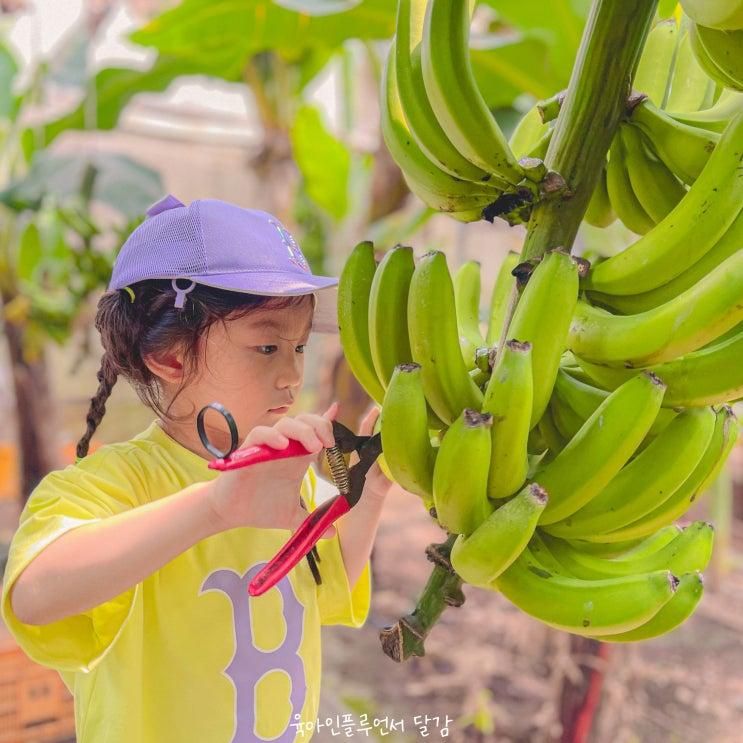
[0,442,101,501]
[0,628,75,743]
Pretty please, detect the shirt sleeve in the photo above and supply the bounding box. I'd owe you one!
[302,465,372,628]
[0,450,142,674]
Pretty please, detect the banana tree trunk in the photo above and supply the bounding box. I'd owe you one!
[2,310,57,507]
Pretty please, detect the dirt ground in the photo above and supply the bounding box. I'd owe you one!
[320,484,743,742]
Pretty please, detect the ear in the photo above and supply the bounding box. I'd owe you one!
[143,347,185,384]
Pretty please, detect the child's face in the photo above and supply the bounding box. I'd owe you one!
[152,298,315,458]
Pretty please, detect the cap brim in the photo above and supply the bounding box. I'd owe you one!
[191,271,339,334]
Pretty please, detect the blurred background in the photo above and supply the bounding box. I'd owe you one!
[0,1,741,741]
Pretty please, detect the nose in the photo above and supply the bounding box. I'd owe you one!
[275,347,304,391]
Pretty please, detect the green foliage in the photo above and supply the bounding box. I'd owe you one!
[291,104,351,220]
[129,0,396,66]
[0,151,162,219]
[480,0,591,84]
[0,41,18,118]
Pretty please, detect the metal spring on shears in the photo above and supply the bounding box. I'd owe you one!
[325,444,351,494]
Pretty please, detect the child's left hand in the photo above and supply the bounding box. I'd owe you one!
[356,404,394,501]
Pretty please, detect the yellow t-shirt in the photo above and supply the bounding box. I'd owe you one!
[0,419,371,742]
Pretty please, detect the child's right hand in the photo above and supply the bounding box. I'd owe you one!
[206,403,340,537]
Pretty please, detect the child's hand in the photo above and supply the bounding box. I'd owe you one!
[207,403,340,534]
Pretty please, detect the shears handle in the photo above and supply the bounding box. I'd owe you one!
[208,440,311,472]
[248,493,352,597]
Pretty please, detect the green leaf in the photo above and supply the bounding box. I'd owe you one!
[0,151,163,219]
[290,104,350,220]
[479,0,590,81]
[48,26,88,88]
[17,223,42,281]
[0,41,19,118]
[37,54,213,147]
[129,0,396,65]
[471,33,560,106]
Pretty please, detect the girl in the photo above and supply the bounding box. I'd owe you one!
[1,195,392,742]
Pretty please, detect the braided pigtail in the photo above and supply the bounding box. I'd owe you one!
[76,353,119,460]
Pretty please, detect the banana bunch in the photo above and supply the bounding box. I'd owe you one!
[380,0,547,224]
[482,379,737,640]
[680,0,743,90]
[338,117,742,640]
[523,12,743,234]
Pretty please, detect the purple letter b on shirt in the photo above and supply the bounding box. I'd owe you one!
[202,563,307,742]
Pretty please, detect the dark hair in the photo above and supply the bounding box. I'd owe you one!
[76,280,314,460]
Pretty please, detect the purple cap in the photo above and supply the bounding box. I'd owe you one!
[109,195,339,333]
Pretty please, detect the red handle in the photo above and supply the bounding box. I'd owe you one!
[208,439,311,471]
[248,494,352,597]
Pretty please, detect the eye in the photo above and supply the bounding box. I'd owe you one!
[256,345,278,355]
[296,344,306,354]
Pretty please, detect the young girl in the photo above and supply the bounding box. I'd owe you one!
[0,195,392,742]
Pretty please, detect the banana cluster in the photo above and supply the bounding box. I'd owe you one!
[338,223,741,640]
[530,13,743,236]
[381,0,545,225]
[681,0,743,90]
[341,0,742,643]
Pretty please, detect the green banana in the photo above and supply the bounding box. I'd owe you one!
[338,241,386,404]
[394,0,505,186]
[453,260,485,368]
[408,251,484,424]
[450,483,548,585]
[605,134,655,235]
[575,326,743,408]
[535,405,569,457]
[668,89,743,132]
[490,550,678,636]
[588,212,743,314]
[543,522,714,580]
[629,99,720,185]
[506,249,580,428]
[483,340,533,500]
[690,22,743,91]
[665,20,718,112]
[584,111,743,295]
[583,164,617,228]
[421,0,525,185]
[380,41,501,217]
[485,251,520,346]
[380,363,437,510]
[611,526,683,557]
[634,18,679,106]
[553,368,678,436]
[563,535,649,559]
[533,372,666,525]
[509,105,550,160]
[544,408,717,539]
[587,406,739,542]
[571,250,743,367]
[527,531,571,575]
[368,245,415,388]
[591,572,703,643]
[548,393,587,442]
[620,124,687,224]
[433,409,495,536]
[680,0,743,30]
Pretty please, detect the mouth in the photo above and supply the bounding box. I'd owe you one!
[268,405,291,413]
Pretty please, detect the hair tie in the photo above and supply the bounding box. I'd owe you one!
[122,286,135,303]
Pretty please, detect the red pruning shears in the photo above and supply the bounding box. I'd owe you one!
[196,402,383,597]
